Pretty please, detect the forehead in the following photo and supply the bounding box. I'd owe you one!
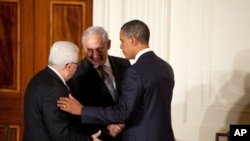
[120,31,132,43]
[120,31,127,40]
[84,34,104,47]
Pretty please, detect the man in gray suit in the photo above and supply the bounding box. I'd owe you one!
[58,20,175,141]
[23,41,101,141]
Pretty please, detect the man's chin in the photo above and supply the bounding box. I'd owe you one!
[124,55,130,59]
[91,62,102,67]
[89,59,105,66]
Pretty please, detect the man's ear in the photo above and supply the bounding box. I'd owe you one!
[65,63,72,70]
[107,39,111,49]
[131,36,138,46]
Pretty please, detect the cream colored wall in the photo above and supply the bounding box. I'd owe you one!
[93,0,250,141]
[93,0,170,61]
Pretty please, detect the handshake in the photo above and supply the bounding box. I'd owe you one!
[57,94,125,137]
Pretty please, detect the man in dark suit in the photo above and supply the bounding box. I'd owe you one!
[23,41,101,141]
[58,20,175,141]
[67,26,130,141]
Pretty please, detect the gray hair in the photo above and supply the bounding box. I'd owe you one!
[81,26,109,46]
[121,19,150,44]
[48,41,79,67]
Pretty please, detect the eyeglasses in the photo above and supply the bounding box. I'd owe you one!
[66,62,80,66]
[86,47,106,54]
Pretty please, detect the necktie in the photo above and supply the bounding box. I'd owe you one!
[98,66,107,80]
[98,66,117,101]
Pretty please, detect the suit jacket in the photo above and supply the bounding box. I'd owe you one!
[67,55,131,141]
[23,67,92,141]
[81,51,175,141]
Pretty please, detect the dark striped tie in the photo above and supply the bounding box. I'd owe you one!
[98,66,117,101]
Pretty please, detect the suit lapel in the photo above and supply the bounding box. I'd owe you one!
[83,59,113,99]
[108,56,120,87]
[108,56,126,97]
[45,67,69,95]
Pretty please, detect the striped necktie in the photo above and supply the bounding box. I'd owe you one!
[98,66,117,101]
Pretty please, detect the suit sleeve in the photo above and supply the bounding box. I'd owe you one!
[81,67,143,125]
[42,87,92,141]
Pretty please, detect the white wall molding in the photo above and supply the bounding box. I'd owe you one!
[201,0,213,108]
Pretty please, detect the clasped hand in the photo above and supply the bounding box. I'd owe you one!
[57,94,125,137]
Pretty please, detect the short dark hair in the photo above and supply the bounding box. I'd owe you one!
[121,19,150,44]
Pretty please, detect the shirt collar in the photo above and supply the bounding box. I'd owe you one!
[134,48,152,63]
[94,57,111,68]
[103,57,111,68]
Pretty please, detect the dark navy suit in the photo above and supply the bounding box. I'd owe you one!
[68,55,131,141]
[81,51,175,141]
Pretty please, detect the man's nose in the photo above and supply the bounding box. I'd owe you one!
[92,50,99,58]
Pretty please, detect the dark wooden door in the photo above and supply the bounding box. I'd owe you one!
[0,0,92,140]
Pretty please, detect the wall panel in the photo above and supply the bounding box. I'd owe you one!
[0,1,20,92]
[50,1,87,57]
[0,0,93,140]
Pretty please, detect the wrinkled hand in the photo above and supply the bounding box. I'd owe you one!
[57,94,83,115]
[92,130,102,141]
[107,123,125,137]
